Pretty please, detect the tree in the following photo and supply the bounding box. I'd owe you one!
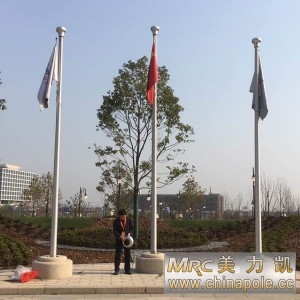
[0,75,6,110]
[96,161,132,212]
[0,99,6,111]
[22,176,43,217]
[106,190,134,214]
[260,174,276,217]
[66,193,87,218]
[94,56,194,237]
[282,183,294,215]
[178,176,205,219]
[22,172,61,217]
[294,195,300,215]
[234,193,243,219]
[274,177,291,216]
[223,192,242,219]
[40,172,54,216]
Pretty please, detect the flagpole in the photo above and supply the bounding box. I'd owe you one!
[50,26,66,257]
[252,37,262,254]
[150,25,159,254]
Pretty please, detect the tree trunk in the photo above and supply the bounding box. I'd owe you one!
[133,187,139,239]
[32,202,35,217]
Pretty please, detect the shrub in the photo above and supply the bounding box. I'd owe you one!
[0,233,33,268]
[56,219,209,250]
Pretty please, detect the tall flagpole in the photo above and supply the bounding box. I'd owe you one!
[252,37,262,254]
[150,25,159,254]
[50,26,66,257]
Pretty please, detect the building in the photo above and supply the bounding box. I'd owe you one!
[202,193,224,220]
[0,164,36,205]
[139,193,224,220]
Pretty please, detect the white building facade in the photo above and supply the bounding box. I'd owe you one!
[0,164,35,205]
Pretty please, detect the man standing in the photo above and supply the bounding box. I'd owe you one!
[113,209,133,275]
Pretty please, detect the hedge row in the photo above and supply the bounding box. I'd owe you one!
[0,232,33,267]
[57,224,208,249]
[247,215,300,269]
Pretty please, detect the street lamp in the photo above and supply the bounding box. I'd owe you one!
[252,167,255,219]
[79,187,87,217]
[147,190,151,214]
[147,190,151,201]
[244,206,247,219]
[159,202,163,219]
[203,206,206,220]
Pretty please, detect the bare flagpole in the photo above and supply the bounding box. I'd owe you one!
[50,26,66,257]
[150,25,159,254]
[252,37,262,254]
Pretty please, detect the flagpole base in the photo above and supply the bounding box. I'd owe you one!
[135,252,164,274]
[32,255,73,279]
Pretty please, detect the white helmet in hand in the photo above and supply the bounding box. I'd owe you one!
[123,233,134,248]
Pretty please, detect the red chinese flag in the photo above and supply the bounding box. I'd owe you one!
[147,43,158,105]
[20,271,39,283]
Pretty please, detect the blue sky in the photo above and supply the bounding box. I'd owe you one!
[1,0,300,207]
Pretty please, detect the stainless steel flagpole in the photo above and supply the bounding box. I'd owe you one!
[50,26,66,257]
[252,37,262,253]
[150,25,159,254]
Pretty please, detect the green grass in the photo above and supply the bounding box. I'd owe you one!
[14,216,97,229]
[170,219,238,230]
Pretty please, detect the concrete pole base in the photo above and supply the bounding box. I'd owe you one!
[135,252,165,274]
[32,255,73,280]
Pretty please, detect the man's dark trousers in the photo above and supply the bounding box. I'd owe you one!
[114,239,131,272]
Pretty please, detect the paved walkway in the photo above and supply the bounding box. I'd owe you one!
[0,264,299,299]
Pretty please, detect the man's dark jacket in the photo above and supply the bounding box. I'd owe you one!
[113,217,133,240]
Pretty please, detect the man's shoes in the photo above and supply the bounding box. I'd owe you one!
[125,270,132,275]
[113,270,119,275]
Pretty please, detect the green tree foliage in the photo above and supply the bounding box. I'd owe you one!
[65,193,88,218]
[0,99,6,110]
[40,172,53,216]
[22,172,61,216]
[178,176,205,219]
[0,75,7,110]
[22,176,43,217]
[97,161,133,212]
[94,57,195,233]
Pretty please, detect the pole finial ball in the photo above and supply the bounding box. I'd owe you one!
[151,26,160,36]
[252,37,262,47]
[56,27,67,37]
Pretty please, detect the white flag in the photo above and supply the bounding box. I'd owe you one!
[37,44,58,110]
[249,57,268,120]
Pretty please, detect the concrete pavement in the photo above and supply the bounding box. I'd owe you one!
[0,263,299,299]
[1,293,300,300]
